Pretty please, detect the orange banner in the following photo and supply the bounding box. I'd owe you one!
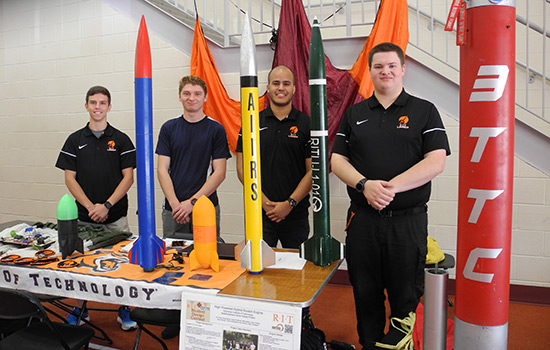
[349,0,409,100]
[190,16,267,153]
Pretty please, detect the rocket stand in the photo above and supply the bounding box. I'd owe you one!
[423,254,455,350]
[424,267,448,350]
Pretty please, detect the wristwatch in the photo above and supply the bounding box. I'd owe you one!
[190,197,198,206]
[355,178,368,193]
[287,197,297,209]
[104,201,113,210]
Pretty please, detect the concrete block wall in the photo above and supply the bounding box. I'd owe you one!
[0,0,548,287]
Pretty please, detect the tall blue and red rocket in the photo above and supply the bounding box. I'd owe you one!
[129,16,166,271]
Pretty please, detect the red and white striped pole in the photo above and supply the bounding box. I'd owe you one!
[455,0,515,348]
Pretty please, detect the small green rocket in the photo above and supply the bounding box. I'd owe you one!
[57,194,84,258]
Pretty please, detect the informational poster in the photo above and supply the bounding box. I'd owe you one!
[180,291,302,350]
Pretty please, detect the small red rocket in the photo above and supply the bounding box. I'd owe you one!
[129,16,166,271]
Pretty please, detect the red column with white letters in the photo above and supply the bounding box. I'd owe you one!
[455,0,515,348]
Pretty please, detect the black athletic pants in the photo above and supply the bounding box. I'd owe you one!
[345,203,427,349]
[262,212,309,249]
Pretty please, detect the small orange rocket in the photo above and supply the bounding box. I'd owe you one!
[189,196,220,272]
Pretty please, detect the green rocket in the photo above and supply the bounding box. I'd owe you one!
[300,18,344,267]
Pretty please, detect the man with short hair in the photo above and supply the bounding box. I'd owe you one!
[156,75,231,340]
[331,42,450,349]
[236,65,312,249]
[55,85,137,331]
[156,75,231,240]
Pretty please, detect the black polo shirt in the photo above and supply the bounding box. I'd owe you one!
[236,105,311,219]
[332,89,450,210]
[55,123,136,223]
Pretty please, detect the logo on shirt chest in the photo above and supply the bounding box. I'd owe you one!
[107,140,117,151]
[397,115,410,129]
[288,126,299,138]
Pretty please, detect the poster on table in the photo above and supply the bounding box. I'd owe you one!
[180,291,302,350]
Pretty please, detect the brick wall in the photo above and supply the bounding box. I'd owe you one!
[0,0,548,287]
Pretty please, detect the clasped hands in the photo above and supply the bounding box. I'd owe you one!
[363,180,395,211]
[88,203,109,223]
[171,199,194,224]
[263,200,292,223]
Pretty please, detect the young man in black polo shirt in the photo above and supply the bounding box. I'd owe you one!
[236,65,312,249]
[55,85,137,331]
[331,43,450,350]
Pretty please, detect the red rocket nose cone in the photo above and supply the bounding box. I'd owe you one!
[135,15,152,78]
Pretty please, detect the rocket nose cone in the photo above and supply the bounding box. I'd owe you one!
[240,14,257,77]
[135,15,152,78]
[57,194,78,220]
[137,16,149,47]
[192,196,216,226]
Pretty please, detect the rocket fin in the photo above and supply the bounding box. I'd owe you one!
[210,251,220,272]
[189,250,200,271]
[236,240,276,270]
[260,239,276,267]
[76,237,84,254]
[300,235,344,267]
[129,235,166,270]
[236,240,252,270]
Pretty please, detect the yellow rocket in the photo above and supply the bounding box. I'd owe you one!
[235,14,275,273]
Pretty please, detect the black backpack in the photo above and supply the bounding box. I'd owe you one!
[301,312,327,350]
